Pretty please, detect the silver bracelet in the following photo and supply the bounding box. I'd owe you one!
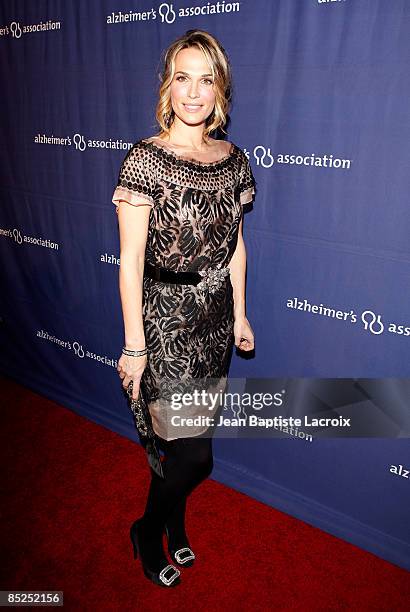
[122,346,148,357]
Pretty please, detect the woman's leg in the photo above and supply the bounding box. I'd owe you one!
[162,436,213,550]
[164,495,188,550]
[138,435,213,568]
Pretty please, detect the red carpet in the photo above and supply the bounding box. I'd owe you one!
[1,375,409,611]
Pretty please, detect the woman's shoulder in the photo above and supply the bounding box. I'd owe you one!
[119,137,158,167]
[227,140,248,157]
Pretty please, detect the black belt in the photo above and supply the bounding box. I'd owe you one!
[144,261,202,285]
[143,261,230,294]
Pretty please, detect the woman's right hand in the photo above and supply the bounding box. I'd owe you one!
[117,352,147,400]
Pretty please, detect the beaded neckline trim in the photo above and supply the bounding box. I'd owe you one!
[140,138,237,169]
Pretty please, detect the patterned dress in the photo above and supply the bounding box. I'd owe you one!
[112,137,256,440]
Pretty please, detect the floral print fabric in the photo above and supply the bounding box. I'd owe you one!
[112,137,256,440]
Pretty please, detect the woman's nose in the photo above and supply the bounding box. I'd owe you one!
[188,81,200,98]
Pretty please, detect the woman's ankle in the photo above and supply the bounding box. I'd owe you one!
[137,519,168,571]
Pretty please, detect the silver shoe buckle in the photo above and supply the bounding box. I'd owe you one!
[197,264,230,294]
[174,547,196,564]
[159,564,180,586]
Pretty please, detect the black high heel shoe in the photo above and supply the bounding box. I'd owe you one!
[164,525,196,567]
[130,519,181,587]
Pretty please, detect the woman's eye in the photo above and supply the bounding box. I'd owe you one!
[175,76,213,84]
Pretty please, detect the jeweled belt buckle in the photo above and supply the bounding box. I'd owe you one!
[197,264,230,294]
[159,564,181,585]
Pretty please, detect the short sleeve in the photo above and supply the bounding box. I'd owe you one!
[238,150,256,206]
[112,143,156,213]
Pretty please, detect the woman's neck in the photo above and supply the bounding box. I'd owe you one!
[157,127,212,151]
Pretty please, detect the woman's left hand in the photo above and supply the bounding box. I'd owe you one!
[233,316,255,351]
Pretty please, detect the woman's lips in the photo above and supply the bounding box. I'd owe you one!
[183,104,203,113]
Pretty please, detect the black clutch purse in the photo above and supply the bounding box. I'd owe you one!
[125,380,164,479]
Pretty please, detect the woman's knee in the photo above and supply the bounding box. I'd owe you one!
[202,453,213,478]
[185,439,213,477]
[164,436,213,476]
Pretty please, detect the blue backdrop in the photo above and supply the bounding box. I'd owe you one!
[1,0,409,571]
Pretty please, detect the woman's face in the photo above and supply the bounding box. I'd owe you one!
[169,47,216,127]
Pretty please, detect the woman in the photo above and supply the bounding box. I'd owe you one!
[112,29,256,588]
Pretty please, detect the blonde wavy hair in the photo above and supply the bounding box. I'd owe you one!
[154,29,232,140]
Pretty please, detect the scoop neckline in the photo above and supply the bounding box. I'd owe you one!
[141,137,236,167]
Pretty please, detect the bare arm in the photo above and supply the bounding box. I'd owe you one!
[228,216,247,320]
[228,215,255,351]
[116,200,151,397]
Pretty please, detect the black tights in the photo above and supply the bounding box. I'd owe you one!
[139,434,213,570]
